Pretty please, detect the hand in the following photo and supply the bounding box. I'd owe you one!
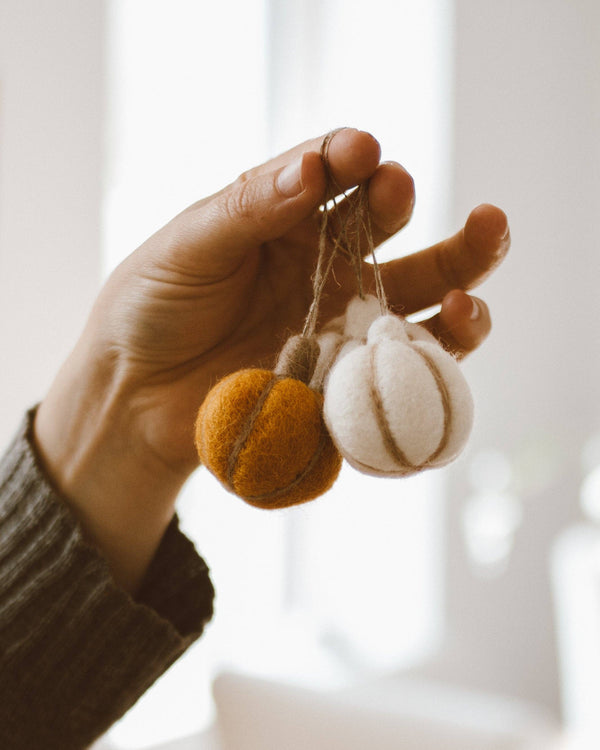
[34,128,510,592]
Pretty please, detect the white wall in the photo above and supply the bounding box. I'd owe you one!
[417,0,600,717]
[0,0,105,450]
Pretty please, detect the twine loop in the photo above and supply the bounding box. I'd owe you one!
[301,130,388,341]
[278,130,389,384]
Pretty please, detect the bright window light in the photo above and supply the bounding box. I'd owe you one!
[102,0,269,277]
[104,1,454,747]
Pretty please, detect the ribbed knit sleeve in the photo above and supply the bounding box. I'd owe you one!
[0,410,215,750]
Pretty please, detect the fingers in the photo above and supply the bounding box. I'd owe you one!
[380,203,510,313]
[243,127,381,191]
[169,150,326,277]
[258,131,413,248]
[327,161,415,255]
[171,129,383,278]
[420,290,491,359]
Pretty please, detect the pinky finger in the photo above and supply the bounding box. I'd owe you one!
[420,289,491,359]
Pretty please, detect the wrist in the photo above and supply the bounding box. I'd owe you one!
[34,337,188,593]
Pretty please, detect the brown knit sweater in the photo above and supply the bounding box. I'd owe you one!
[0,410,215,750]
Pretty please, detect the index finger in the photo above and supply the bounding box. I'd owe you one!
[180,128,381,218]
[380,203,510,314]
[243,127,382,193]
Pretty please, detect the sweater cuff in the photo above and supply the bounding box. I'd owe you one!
[0,408,215,750]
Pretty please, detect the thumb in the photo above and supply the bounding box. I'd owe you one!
[175,150,326,277]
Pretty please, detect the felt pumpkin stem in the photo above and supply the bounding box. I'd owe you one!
[274,335,321,384]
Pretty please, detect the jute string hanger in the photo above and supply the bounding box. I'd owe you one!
[300,130,388,345]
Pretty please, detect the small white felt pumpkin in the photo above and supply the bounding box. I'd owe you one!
[323,312,474,477]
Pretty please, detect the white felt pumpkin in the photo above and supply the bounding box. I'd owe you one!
[323,309,474,477]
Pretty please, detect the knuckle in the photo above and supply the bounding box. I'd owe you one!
[225,175,257,223]
[434,244,462,290]
[235,168,253,185]
[220,172,276,242]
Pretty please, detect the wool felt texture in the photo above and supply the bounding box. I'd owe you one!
[323,312,474,477]
[342,294,382,340]
[310,295,381,392]
[275,334,321,384]
[195,368,342,509]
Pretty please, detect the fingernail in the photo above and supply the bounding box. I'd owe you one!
[470,298,481,320]
[277,157,304,197]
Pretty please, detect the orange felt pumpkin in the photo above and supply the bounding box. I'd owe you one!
[195,368,342,509]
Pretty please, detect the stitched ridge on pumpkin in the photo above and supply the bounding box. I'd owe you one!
[243,426,330,503]
[414,346,452,465]
[312,335,347,393]
[225,373,279,489]
[348,454,416,476]
[368,342,416,471]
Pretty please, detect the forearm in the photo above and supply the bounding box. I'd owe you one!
[0,411,214,749]
[33,335,189,594]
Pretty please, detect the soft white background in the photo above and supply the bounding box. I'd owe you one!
[1,0,600,748]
